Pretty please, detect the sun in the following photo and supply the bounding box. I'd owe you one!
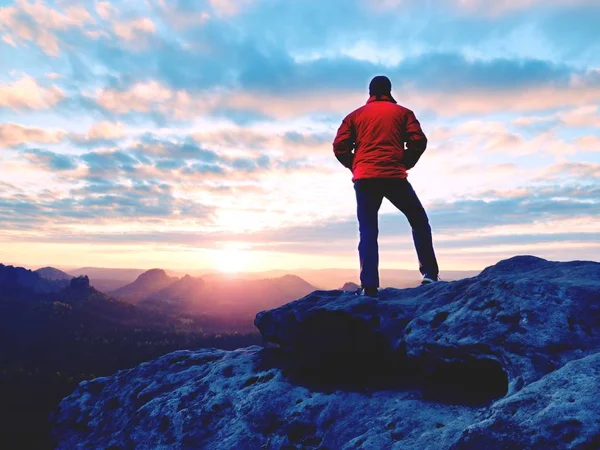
[214,246,250,273]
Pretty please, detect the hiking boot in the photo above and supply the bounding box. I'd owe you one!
[355,287,379,298]
[421,275,439,285]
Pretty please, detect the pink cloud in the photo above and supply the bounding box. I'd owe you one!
[91,72,600,122]
[17,1,93,30]
[191,128,330,155]
[0,1,93,55]
[538,162,600,180]
[559,106,600,128]
[221,77,600,118]
[94,81,220,117]
[574,135,600,152]
[94,1,116,20]
[0,75,64,110]
[69,121,127,143]
[0,123,65,148]
[113,17,156,42]
[513,105,600,128]
[405,83,600,116]
[86,121,126,141]
[153,0,210,29]
[2,34,17,47]
[208,0,254,16]
[454,0,597,16]
[370,0,597,16]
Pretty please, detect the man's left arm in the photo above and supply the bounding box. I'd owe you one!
[333,115,355,170]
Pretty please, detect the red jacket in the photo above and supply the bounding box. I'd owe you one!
[333,95,428,182]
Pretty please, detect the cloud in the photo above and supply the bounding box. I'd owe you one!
[369,0,598,16]
[23,149,78,171]
[4,180,596,256]
[574,135,600,152]
[85,121,126,141]
[81,150,139,174]
[0,0,93,55]
[68,121,127,147]
[208,0,255,16]
[150,0,210,28]
[0,75,64,110]
[455,0,598,16]
[17,1,93,30]
[94,1,116,20]
[537,162,600,181]
[133,135,220,160]
[191,127,332,154]
[93,81,221,119]
[0,180,216,224]
[67,135,281,186]
[113,17,156,42]
[86,49,600,120]
[0,123,65,148]
[513,105,600,129]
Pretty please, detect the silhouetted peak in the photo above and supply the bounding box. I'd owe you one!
[0,263,65,294]
[340,282,360,291]
[280,274,302,280]
[136,269,169,283]
[70,275,90,290]
[35,267,73,281]
[180,274,204,282]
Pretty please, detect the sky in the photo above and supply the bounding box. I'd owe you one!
[0,0,599,274]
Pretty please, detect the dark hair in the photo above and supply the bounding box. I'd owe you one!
[369,75,392,96]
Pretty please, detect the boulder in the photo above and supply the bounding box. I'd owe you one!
[255,256,600,396]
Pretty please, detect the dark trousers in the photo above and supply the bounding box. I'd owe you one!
[354,178,439,288]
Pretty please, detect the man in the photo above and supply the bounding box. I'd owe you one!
[333,75,439,298]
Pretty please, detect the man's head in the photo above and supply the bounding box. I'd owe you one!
[369,75,397,103]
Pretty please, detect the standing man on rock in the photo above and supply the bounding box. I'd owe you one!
[333,75,439,298]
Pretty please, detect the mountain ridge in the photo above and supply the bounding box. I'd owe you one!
[35,267,73,281]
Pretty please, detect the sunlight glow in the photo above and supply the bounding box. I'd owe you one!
[214,245,251,273]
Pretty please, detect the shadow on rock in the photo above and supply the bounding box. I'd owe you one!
[256,307,508,406]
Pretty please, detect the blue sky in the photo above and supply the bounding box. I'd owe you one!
[0,0,599,272]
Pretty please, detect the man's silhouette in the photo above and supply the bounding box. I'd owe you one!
[333,75,439,298]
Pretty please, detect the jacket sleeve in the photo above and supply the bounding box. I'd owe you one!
[403,110,428,169]
[332,115,355,170]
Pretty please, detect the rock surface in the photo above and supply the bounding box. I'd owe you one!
[53,256,600,449]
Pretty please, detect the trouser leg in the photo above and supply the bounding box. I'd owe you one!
[354,179,384,288]
[384,178,439,278]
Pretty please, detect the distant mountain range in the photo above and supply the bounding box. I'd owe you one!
[110,270,318,320]
[29,264,482,293]
[234,268,482,289]
[0,264,175,330]
[68,267,155,292]
[2,262,483,328]
[0,263,319,332]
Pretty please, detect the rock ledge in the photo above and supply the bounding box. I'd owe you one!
[53,256,600,449]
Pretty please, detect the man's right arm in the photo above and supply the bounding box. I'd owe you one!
[403,109,428,169]
[333,115,356,170]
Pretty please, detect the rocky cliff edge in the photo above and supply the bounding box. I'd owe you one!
[53,256,600,449]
